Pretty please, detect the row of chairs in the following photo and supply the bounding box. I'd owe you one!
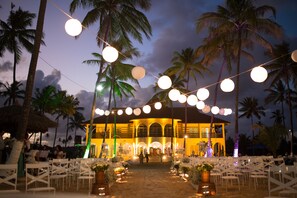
[0,158,100,195]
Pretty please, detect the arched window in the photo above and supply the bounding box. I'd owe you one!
[164,124,172,137]
[137,124,147,137]
[149,123,162,137]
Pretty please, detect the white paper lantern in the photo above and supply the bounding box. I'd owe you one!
[143,105,151,114]
[154,102,162,110]
[102,46,118,63]
[95,108,101,115]
[211,106,220,115]
[178,94,187,103]
[65,18,82,37]
[224,108,232,115]
[187,94,198,106]
[133,108,141,116]
[220,78,235,92]
[202,105,210,113]
[196,101,205,110]
[168,89,180,101]
[197,88,210,101]
[250,66,268,83]
[132,66,146,80]
[99,109,105,116]
[157,75,172,90]
[292,50,297,62]
[125,107,133,115]
[104,110,110,116]
[117,109,123,115]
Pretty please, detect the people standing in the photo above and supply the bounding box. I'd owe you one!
[144,149,149,163]
[139,151,144,164]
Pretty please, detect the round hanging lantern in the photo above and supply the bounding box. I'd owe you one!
[187,94,198,106]
[178,94,187,103]
[104,110,110,116]
[154,102,162,110]
[125,107,133,115]
[168,89,180,101]
[98,109,105,116]
[220,78,235,92]
[202,105,210,113]
[143,105,151,114]
[65,18,82,37]
[219,108,225,115]
[197,88,210,101]
[117,109,123,115]
[157,75,172,90]
[102,46,119,63]
[224,108,232,115]
[133,108,141,116]
[132,66,146,80]
[250,66,268,83]
[196,101,205,110]
[211,106,220,115]
[292,50,297,62]
[95,108,100,115]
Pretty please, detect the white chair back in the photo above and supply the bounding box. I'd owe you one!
[25,162,56,194]
[0,164,19,193]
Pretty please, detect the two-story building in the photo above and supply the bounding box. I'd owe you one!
[84,107,229,159]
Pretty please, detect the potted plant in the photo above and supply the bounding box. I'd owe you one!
[196,163,214,183]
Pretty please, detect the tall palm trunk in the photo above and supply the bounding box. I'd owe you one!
[208,59,225,157]
[83,19,111,158]
[53,118,59,148]
[65,116,70,147]
[234,30,242,158]
[7,0,47,164]
[285,72,294,156]
[250,115,254,155]
[183,70,190,154]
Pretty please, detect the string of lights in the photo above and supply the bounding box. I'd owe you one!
[46,0,297,118]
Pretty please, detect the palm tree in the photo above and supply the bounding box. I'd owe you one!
[270,109,284,125]
[197,0,283,157]
[265,80,287,127]
[6,0,47,165]
[0,81,25,106]
[0,6,45,93]
[70,0,152,158]
[165,47,207,152]
[239,97,265,155]
[265,41,297,155]
[32,85,57,114]
[63,95,82,147]
[68,111,85,146]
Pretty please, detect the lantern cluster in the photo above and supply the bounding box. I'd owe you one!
[95,102,162,116]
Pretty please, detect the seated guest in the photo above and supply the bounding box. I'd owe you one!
[54,145,65,159]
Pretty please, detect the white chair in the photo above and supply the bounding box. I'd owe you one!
[221,165,241,191]
[0,164,19,193]
[266,165,297,197]
[49,159,69,191]
[25,163,56,194]
[76,159,95,194]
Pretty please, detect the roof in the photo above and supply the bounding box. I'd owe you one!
[0,105,57,134]
[88,107,229,124]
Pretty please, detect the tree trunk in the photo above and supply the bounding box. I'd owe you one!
[7,0,47,164]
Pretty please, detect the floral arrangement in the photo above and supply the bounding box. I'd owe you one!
[182,157,190,163]
[196,162,214,172]
[122,161,129,169]
[111,156,123,163]
[114,166,125,174]
[91,161,110,172]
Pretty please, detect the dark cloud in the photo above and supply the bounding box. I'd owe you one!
[0,61,13,72]
[32,69,62,91]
